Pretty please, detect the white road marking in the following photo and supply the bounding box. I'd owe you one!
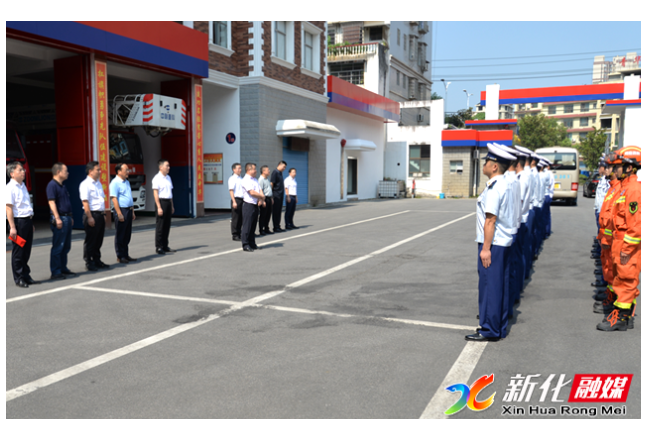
[6,212,474,402]
[419,341,488,419]
[71,286,239,305]
[6,210,410,304]
[73,287,475,331]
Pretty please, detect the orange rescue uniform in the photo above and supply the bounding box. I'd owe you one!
[598,179,621,287]
[609,174,641,309]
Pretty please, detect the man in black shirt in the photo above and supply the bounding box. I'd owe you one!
[46,162,76,280]
[270,160,287,232]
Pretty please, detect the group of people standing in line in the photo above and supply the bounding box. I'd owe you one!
[7,158,301,287]
[228,160,299,252]
[6,159,176,288]
[467,143,556,342]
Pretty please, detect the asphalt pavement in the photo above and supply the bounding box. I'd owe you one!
[5,194,641,419]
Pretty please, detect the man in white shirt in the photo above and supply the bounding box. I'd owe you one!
[257,165,274,236]
[284,168,299,230]
[152,159,175,255]
[6,161,38,287]
[466,144,516,342]
[529,153,543,260]
[228,163,243,241]
[515,146,537,279]
[240,163,265,252]
[79,161,109,271]
[545,161,555,237]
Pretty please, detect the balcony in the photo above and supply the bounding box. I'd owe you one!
[327,42,380,62]
[329,70,365,86]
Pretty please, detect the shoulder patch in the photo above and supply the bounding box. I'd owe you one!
[629,201,639,214]
[488,180,497,189]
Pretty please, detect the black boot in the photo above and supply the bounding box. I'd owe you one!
[594,268,603,275]
[597,307,630,331]
[628,302,636,329]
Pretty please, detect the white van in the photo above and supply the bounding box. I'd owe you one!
[535,146,579,206]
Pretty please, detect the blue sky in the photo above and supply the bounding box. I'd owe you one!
[430,21,641,113]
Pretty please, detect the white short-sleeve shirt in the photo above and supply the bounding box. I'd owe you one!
[476,174,513,247]
[5,179,34,217]
[241,174,261,204]
[152,172,173,199]
[284,175,297,196]
[519,166,533,223]
[505,170,521,233]
[228,174,243,198]
[79,176,106,211]
[530,168,543,208]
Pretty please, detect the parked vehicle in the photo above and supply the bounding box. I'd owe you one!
[535,146,579,206]
[583,172,600,198]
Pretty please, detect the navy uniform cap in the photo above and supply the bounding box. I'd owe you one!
[485,143,516,165]
[494,143,519,158]
[515,145,534,156]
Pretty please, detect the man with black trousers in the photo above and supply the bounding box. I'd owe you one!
[152,159,175,255]
[270,160,287,232]
[228,162,243,241]
[257,165,273,235]
[47,162,76,280]
[79,161,109,271]
[240,163,265,252]
[110,163,137,264]
[6,161,39,287]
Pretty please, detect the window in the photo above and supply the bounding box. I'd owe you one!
[591,117,596,124]
[450,160,463,174]
[396,70,400,86]
[563,119,573,128]
[548,106,556,115]
[303,31,314,71]
[275,21,287,60]
[580,102,589,112]
[409,145,430,177]
[397,29,401,45]
[567,133,573,141]
[591,102,597,109]
[369,26,383,41]
[580,117,589,127]
[212,21,227,47]
[402,74,407,89]
[531,103,538,108]
[540,152,577,170]
[409,36,416,60]
[403,34,407,50]
[329,61,365,85]
[579,133,588,142]
[564,104,574,113]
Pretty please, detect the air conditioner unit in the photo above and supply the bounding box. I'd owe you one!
[417,114,424,122]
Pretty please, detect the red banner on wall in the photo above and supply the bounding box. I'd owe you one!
[195,84,204,203]
[95,60,110,209]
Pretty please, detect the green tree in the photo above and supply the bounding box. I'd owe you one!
[577,127,608,171]
[517,113,570,150]
[431,92,442,100]
[444,108,474,128]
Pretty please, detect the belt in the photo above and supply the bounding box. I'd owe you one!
[159,198,172,201]
[90,210,105,214]
[114,206,133,210]
[15,215,33,219]
[60,213,73,217]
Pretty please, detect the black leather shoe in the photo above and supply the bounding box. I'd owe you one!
[126,256,138,262]
[86,264,98,272]
[156,248,166,255]
[243,246,254,252]
[274,228,284,233]
[591,280,607,287]
[591,254,601,259]
[465,333,500,342]
[117,258,130,264]
[16,279,29,288]
[259,231,266,236]
[594,269,603,275]
[251,245,260,250]
[50,273,66,280]
[286,225,294,230]
[164,247,176,253]
[26,276,41,285]
[61,270,76,276]
[593,292,608,301]
[264,229,274,235]
[232,236,241,241]
[594,260,602,266]
[290,225,300,229]
[96,261,110,269]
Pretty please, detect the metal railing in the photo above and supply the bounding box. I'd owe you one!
[327,42,379,60]
[330,71,365,85]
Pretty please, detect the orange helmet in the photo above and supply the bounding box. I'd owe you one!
[606,146,641,167]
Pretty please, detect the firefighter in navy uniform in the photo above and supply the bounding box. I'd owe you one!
[597,146,641,331]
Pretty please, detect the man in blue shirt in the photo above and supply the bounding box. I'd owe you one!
[110,163,137,264]
[46,162,76,280]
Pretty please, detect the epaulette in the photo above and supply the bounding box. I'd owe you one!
[488,180,497,189]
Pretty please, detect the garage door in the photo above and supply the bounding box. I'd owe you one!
[282,147,308,205]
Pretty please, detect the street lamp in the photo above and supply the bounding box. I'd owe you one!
[441,79,451,117]
[463,89,474,109]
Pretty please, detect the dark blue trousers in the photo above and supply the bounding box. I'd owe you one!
[509,232,523,313]
[532,206,542,256]
[518,223,528,289]
[50,215,73,275]
[114,208,133,259]
[478,243,510,339]
[544,196,552,236]
[524,210,535,279]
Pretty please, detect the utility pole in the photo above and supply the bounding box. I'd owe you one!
[441,79,451,119]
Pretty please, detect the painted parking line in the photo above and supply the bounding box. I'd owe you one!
[6,212,474,403]
[6,210,410,304]
[73,286,476,331]
[419,341,488,419]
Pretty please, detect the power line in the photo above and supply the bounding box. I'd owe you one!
[431,72,593,82]
[433,48,641,62]
[433,56,612,69]
[433,68,592,78]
